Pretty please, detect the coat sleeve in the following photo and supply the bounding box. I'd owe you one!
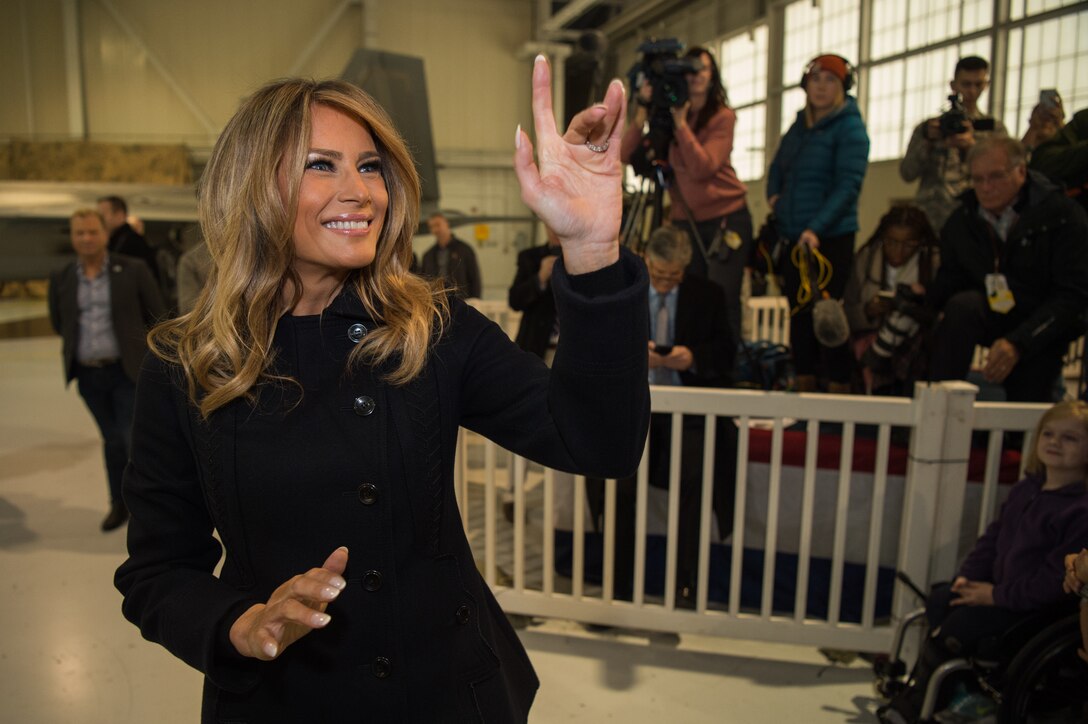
[47,268,63,334]
[806,114,870,237]
[507,250,547,312]
[843,242,876,334]
[115,356,262,692]
[455,248,650,479]
[681,281,734,387]
[464,244,482,299]
[1004,204,1088,356]
[899,121,932,183]
[927,211,972,313]
[132,258,166,324]
[671,108,735,181]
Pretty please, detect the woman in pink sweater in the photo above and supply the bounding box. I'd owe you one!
[622,46,750,346]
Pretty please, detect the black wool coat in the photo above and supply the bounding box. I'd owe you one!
[115,251,650,723]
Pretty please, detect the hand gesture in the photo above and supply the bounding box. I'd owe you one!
[1065,549,1088,594]
[662,344,694,371]
[670,101,691,130]
[798,229,820,250]
[983,338,1020,383]
[538,255,558,287]
[229,546,349,660]
[950,577,994,607]
[514,55,625,275]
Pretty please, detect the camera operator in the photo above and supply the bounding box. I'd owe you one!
[900,56,1008,232]
[620,45,751,346]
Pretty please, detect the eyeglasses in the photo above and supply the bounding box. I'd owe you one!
[970,167,1018,187]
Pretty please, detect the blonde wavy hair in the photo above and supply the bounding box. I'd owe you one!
[1024,400,1088,477]
[150,78,448,417]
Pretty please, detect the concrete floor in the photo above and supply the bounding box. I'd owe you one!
[0,298,880,723]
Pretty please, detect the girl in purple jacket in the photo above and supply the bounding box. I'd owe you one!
[880,400,1088,723]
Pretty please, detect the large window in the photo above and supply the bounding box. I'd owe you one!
[704,0,1088,176]
[720,25,768,181]
[1003,8,1088,133]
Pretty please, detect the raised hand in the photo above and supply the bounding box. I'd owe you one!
[229,546,349,660]
[514,55,625,275]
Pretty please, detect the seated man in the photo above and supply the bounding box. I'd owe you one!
[593,226,736,605]
[928,137,1088,402]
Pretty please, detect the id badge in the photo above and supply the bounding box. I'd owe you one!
[985,273,1015,314]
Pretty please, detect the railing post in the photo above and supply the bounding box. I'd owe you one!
[929,382,978,582]
[896,381,978,615]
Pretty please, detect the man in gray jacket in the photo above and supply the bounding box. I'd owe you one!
[900,56,1007,231]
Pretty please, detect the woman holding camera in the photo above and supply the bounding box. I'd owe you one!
[767,54,870,393]
[621,46,751,346]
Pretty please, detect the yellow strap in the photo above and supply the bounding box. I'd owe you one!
[790,243,833,313]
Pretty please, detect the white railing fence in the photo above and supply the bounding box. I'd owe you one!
[455,382,1048,654]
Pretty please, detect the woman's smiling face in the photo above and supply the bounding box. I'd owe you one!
[284,104,389,287]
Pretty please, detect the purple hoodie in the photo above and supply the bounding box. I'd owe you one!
[958,474,1088,611]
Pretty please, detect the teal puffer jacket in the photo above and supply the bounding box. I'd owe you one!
[767,96,870,241]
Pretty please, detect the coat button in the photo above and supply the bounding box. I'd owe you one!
[373,656,392,679]
[353,395,376,416]
[358,483,379,505]
[363,570,383,591]
[455,605,471,625]
[347,323,367,343]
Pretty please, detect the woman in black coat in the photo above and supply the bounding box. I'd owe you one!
[115,59,649,722]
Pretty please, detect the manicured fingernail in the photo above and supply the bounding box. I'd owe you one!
[321,586,341,600]
[535,54,546,65]
[263,641,278,658]
[313,613,331,627]
[515,124,522,149]
[329,576,346,590]
[337,546,348,554]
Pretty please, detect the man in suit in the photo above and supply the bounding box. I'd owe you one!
[97,195,160,285]
[49,209,165,531]
[420,212,482,299]
[596,226,737,605]
[508,227,562,361]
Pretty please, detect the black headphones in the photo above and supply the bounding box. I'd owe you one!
[800,54,856,93]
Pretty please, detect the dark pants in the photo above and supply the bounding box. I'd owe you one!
[76,362,136,504]
[676,207,755,347]
[781,232,855,382]
[589,414,737,600]
[929,290,1066,402]
[888,582,1029,719]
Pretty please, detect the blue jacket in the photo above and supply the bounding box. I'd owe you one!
[767,97,870,241]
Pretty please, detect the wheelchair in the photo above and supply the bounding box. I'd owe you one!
[874,600,1086,723]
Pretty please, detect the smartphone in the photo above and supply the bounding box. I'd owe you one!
[1040,89,1060,109]
[653,345,673,356]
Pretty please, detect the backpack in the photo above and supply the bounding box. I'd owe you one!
[734,341,795,391]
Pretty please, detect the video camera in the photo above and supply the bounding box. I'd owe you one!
[625,38,702,177]
[939,93,995,137]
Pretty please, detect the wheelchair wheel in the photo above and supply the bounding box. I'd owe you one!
[998,613,1086,724]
